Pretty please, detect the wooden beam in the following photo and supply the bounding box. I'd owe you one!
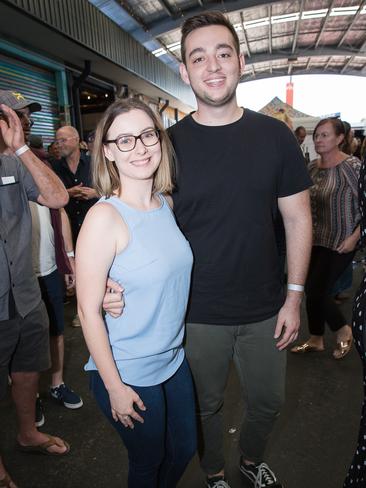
[156,0,175,17]
[340,55,354,74]
[268,5,272,54]
[314,0,337,49]
[338,0,366,47]
[240,11,251,58]
[292,0,305,53]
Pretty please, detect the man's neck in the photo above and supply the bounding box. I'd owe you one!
[66,149,81,172]
[192,100,243,127]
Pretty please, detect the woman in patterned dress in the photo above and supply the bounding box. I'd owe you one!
[291,118,361,359]
[344,155,366,487]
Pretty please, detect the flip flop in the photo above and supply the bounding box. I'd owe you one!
[17,435,70,456]
[290,342,325,353]
[0,473,17,488]
[333,339,352,360]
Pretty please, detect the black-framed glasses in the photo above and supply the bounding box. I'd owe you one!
[104,129,160,152]
[16,111,34,128]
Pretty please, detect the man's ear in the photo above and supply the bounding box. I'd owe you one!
[179,63,191,86]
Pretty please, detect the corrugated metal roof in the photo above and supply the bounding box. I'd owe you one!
[91,0,366,81]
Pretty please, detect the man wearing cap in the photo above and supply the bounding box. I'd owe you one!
[0,90,70,487]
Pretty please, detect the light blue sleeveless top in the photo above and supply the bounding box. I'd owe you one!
[85,194,193,386]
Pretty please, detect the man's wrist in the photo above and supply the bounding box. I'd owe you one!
[14,144,29,157]
[285,290,303,306]
[287,283,304,292]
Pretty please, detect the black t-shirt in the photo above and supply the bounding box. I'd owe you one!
[52,152,97,243]
[169,109,312,325]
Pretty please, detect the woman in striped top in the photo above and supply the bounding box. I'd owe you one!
[292,117,361,359]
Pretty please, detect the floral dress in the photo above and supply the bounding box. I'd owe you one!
[344,157,366,487]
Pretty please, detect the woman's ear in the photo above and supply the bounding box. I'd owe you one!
[337,134,345,148]
[103,144,114,162]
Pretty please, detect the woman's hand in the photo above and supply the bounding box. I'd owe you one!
[109,384,146,429]
[336,233,359,254]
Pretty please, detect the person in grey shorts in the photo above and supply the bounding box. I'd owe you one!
[0,90,69,488]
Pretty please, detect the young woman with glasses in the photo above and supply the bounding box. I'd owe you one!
[75,98,196,487]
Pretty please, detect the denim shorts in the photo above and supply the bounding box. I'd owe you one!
[0,300,50,399]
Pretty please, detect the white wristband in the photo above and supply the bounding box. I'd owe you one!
[287,283,304,292]
[15,145,29,157]
[66,251,75,258]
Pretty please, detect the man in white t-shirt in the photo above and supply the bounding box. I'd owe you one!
[30,201,83,414]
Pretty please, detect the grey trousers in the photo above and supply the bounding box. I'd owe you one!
[185,315,286,475]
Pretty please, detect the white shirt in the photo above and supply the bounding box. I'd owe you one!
[29,202,57,277]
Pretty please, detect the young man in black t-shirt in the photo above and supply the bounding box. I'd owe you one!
[168,12,313,488]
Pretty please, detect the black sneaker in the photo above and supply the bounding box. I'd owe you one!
[206,475,231,488]
[35,396,45,427]
[50,383,83,409]
[240,462,283,487]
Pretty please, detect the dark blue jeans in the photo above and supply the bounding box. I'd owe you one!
[89,358,197,488]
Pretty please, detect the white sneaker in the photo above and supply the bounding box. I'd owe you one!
[240,462,283,487]
[206,476,231,487]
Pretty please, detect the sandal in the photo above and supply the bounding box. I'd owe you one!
[333,340,352,360]
[291,342,324,353]
[17,435,70,456]
[0,473,17,488]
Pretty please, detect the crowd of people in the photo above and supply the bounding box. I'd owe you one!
[0,10,366,488]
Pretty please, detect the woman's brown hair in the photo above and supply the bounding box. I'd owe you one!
[312,117,345,148]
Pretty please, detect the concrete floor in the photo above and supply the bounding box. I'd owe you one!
[1,268,364,488]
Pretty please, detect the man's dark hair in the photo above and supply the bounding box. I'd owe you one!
[294,126,306,135]
[29,134,43,149]
[181,11,240,65]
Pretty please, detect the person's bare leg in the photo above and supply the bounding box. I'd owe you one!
[333,324,353,359]
[336,324,352,343]
[11,371,68,454]
[303,334,325,349]
[207,470,226,484]
[207,470,225,479]
[50,335,64,387]
[0,454,17,488]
